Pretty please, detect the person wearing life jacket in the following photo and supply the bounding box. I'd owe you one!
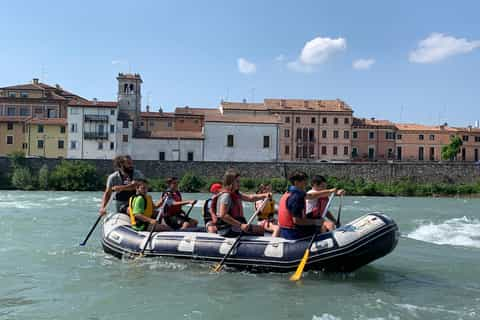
[278,171,338,240]
[162,177,198,230]
[99,155,145,216]
[203,182,222,233]
[128,179,172,232]
[306,175,345,228]
[214,169,271,237]
[255,184,280,237]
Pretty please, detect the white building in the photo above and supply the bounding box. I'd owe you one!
[131,131,204,161]
[203,113,280,162]
[67,99,118,159]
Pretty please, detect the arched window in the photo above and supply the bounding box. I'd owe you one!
[124,84,128,93]
[129,84,135,93]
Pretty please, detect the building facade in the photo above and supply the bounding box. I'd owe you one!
[352,118,397,161]
[26,118,67,158]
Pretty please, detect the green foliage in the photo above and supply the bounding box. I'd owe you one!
[0,172,12,189]
[12,167,37,190]
[7,151,27,169]
[49,161,100,191]
[270,177,288,193]
[37,164,49,190]
[240,177,257,191]
[179,172,206,192]
[441,135,463,160]
[149,177,167,192]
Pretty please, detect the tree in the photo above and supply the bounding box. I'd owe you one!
[12,167,36,190]
[441,136,463,161]
[38,164,49,190]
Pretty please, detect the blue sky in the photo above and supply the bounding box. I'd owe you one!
[1,0,479,126]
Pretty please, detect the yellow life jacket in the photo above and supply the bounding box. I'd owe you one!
[257,199,276,220]
[128,194,154,226]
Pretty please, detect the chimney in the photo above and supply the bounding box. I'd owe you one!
[158,107,163,114]
[242,98,247,103]
[475,120,479,128]
[55,84,61,90]
[92,98,97,105]
[32,78,39,84]
[371,117,376,121]
[146,105,150,112]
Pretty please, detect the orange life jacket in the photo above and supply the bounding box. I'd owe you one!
[278,192,305,229]
[165,191,182,217]
[213,190,245,227]
[309,196,329,219]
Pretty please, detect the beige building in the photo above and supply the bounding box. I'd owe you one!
[26,118,67,158]
[221,99,353,161]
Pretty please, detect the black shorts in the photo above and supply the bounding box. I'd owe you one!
[164,213,193,230]
[216,217,248,238]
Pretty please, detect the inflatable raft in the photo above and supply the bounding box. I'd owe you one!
[101,212,399,272]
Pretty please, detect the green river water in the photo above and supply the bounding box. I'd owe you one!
[1,191,480,320]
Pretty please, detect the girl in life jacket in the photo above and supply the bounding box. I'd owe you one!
[254,184,280,237]
[306,175,345,227]
[203,183,222,233]
[128,179,172,232]
[162,177,198,230]
[214,169,271,237]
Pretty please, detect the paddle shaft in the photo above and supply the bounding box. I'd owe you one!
[184,201,197,218]
[336,195,343,227]
[79,215,102,246]
[140,194,170,255]
[214,197,269,271]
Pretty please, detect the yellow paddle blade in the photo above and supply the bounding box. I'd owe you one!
[290,249,310,281]
[212,263,223,273]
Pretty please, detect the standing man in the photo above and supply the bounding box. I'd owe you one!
[99,155,145,215]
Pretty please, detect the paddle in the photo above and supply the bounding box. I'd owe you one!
[183,200,197,218]
[212,197,269,273]
[139,193,170,257]
[336,194,344,228]
[290,192,336,281]
[79,215,102,246]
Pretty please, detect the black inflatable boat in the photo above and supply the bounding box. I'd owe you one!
[101,212,398,272]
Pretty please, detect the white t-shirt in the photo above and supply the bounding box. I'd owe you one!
[305,190,318,214]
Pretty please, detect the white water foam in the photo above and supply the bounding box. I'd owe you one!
[407,216,480,248]
[312,314,342,320]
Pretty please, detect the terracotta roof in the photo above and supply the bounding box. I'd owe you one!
[0,116,30,123]
[140,111,175,118]
[221,101,269,111]
[221,99,352,113]
[68,99,117,108]
[175,107,219,116]
[352,117,396,128]
[0,83,45,91]
[0,81,86,101]
[395,123,458,132]
[453,127,480,133]
[205,113,281,124]
[27,118,67,125]
[148,130,204,140]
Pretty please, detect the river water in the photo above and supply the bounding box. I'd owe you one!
[1,191,480,320]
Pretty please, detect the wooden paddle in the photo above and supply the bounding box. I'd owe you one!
[290,192,336,281]
[79,215,102,246]
[212,197,269,272]
[336,194,344,228]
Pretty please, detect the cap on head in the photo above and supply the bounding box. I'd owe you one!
[209,183,222,193]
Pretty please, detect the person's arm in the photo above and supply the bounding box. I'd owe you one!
[305,188,336,200]
[171,199,196,207]
[99,187,112,216]
[292,216,325,226]
[111,183,137,192]
[240,192,271,202]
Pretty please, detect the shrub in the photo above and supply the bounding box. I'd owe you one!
[149,177,167,192]
[240,177,257,191]
[7,151,27,169]
[49,161,99,191]
[179,172,205,192]
[12,167,36,190]
[269,177,288,193]
[37,164,49,190]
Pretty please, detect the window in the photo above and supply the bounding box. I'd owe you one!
[419,134,424,141]
[60,126,65,134]
[285,116,290,123]
[295,117,300,123]
[58,140,64,149]
[344,131,350,139]
[429,134,435,141]
[344,118,350,124]
[429,147,435,161]
[159,152,165,161]
[140,121,144,127]
[70,108,79,115]
[110,109,115,116]
[37,140,44,149]
[396,134,402,140]
[38,125,44,133]
[387,148,393,159]
[98,142,103,150]
[285,145,290,155]
[322,130,327,138]
[397,146,402,161]
[462,135,469,142]
[47,109,57,118]
[385,132,395,140]
[296,128,302,141]
[6,136,13,145]
[122,120,129,129]
[321,146,327,155]
[34,107,43,115]
[418,147,424,161]
[122,135,128,142]
[227,134,234,147]
[263,136,270,148]
[110,124,115,133]
[352,147,358,158]
[353,131,358,139]
[368,147,375,160]
[110,142,114,150]
[7,107,15,116]
[167,121,172,128]
[475,149,479,162]
[20,92,28,98]
[194,119,199,124]
[462,148,466,161]
[311,117,316,124]
[322,117,327,124]
[22,143,27,149]
[70,123,77,133]
[284,129,290,138]
[344,146,349,155]
[333,146,338,155]
[187,152,194,161]
[8,92,16,98]
[368,132,375,140]
[7,122,13,130]
[20,108,30,116]
[70,141,77,149]
[334,118,338,125]
[475,136,480,142]
[333,130,339,139]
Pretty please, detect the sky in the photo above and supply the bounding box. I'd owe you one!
[1,0,479,126]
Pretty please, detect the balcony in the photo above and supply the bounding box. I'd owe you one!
[84,114,109,122]
[84,132,108,140]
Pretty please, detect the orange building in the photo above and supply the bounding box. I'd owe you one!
[351,118,397,161]
[453,127,480,162]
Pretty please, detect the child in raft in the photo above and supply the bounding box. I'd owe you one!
[255,184,280,237]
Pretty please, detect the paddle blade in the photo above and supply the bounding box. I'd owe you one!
[212,263,223,273]
[290,249,310,281]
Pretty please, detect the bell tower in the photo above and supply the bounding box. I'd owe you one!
[117,73,142,127]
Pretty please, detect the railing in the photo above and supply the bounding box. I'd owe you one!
[84,115,109,122]
[84,132,108,140]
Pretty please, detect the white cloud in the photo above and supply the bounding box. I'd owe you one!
[237,58,256,74]
[288,36,347,72]
[275,54,285,62]
[353,58,375,70]
[409,33,480,63]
